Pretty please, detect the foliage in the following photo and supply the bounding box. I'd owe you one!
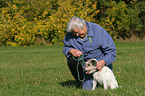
[99,0,144,39]
[0,0,144,46]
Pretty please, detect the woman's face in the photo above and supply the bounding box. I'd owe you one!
[72,25,87,38]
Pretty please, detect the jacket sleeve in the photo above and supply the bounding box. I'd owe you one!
[100,28,116,66]
[63,33,72,58]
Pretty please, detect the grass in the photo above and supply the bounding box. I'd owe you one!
[0,42,145,96]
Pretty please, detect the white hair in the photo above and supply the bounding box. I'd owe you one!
[66,16,86,32]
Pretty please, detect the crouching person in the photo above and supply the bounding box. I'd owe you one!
[63,16,116,90]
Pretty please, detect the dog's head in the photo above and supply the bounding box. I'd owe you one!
[85,59,98,74]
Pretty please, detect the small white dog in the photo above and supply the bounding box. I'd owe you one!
[85,59,118,90]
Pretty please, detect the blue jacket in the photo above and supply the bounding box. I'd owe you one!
[63,22,116,66]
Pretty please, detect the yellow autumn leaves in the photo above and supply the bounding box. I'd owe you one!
[0,0,100,46]
[1,0,143,46]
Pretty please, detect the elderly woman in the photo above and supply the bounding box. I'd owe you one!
[63,16,116,90]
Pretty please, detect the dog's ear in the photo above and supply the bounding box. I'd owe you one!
[91,60,97,66]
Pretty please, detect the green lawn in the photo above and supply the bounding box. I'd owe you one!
[0,42,145,96]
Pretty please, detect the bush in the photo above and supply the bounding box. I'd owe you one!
[99,0,144,40]
[0,0,144,46]
[0,0,100,46]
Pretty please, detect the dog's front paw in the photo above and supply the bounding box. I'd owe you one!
[92,88,95,90]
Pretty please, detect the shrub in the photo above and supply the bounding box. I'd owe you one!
[0,0,144,46]
[99,0,144,40]
[0,0,100,46]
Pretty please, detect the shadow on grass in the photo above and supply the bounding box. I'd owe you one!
[59,80,102,89]
[59,80,81,88]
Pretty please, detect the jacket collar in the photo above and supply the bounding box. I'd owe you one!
[86,22,94,37]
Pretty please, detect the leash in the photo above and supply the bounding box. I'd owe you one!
[73,54,85,82]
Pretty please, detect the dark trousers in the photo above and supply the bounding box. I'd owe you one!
[67,56,84,84]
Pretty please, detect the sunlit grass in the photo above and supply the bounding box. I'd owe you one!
[0,42,145,96]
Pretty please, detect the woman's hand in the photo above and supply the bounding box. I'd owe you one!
[96,60,106,71]
[69,49,83,57]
